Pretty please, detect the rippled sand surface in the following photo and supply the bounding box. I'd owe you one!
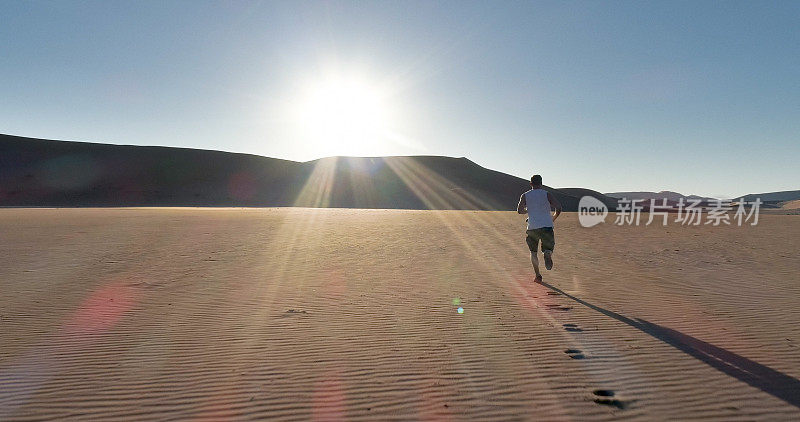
[1,208,799,420]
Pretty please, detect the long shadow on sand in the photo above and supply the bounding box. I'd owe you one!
[539,281,800,409]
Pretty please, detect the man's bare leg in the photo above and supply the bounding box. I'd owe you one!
[531,251,542,282]
[543,250,553,270]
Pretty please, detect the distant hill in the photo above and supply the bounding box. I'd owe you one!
[0,134,615,211]
[558,188,619,210]
[739,190,800,202]
[605,191,714,202]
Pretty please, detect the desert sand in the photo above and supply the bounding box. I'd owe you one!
[1,208,799,420]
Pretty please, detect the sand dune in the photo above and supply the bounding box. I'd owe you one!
[1,208,799,420]
[781,200,800,210]
[1,134,613,210]
[741,190,800,203]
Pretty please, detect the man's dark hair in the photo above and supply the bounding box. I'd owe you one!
[531,174,543,185]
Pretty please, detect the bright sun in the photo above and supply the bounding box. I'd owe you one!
[293,72,393,157]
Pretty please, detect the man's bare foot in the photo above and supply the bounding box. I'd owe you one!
[534,274,543,283]
[544,252,553,270]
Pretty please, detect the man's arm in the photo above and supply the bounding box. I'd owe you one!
[547,192,562,221]
[517,194,527,214]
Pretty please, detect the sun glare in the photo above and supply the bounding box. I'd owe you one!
[294,72,394,157]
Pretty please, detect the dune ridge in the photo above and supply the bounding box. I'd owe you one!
[1,134,615,211]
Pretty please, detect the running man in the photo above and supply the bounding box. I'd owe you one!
[517,174,562,283]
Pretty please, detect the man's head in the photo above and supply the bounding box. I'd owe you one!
[530,174,543,187]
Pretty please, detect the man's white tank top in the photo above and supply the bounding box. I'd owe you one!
[525,189,554,230]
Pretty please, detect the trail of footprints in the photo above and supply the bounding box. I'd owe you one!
[545,290,629,411]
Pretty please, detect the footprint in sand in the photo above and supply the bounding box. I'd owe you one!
[593,389,627,409]
[564,349,585,359]
[563,323,583,332]
[545,304,572,311]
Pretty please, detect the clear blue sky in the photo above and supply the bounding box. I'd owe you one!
[1,1,798,198]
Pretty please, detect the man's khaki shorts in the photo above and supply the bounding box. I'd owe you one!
[526,227,555,253]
